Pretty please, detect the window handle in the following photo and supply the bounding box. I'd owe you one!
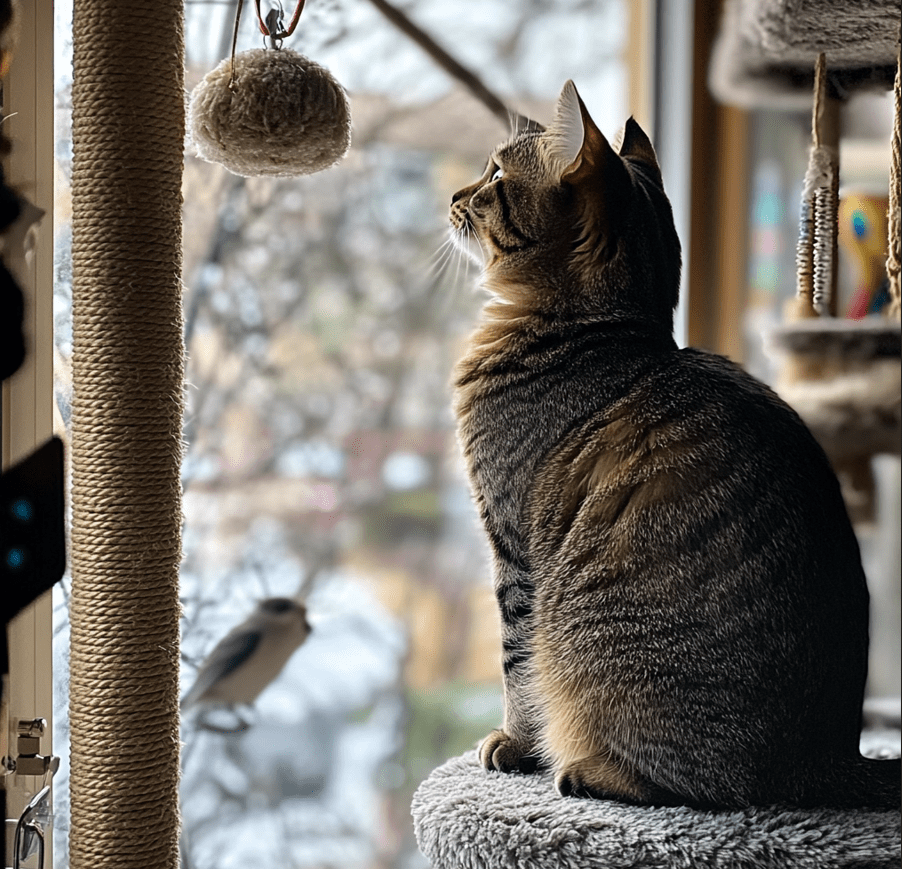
[11,752,58,869]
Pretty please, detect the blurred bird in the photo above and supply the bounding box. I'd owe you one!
[181,596,311,711]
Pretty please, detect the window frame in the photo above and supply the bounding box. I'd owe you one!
[1,0,56,857]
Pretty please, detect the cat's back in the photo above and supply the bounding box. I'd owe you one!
[527,349,867,636]
[613,345,820,449]
[546,344,848,504]
[528,345,871,795]
[628,346,860,547]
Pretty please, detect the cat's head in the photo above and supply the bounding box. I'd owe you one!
[450,81,681,329]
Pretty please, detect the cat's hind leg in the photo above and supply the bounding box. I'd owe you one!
[554,751,684,806]
[553,745,644,802]
[542,695,686,805]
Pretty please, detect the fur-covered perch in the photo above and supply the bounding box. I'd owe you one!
[769,318,901,360]
[777,358,900,461]
[412,730,901,869]
[768,318,901,462]
[709,0,900,109]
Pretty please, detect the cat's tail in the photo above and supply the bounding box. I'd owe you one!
[815,755,901,810]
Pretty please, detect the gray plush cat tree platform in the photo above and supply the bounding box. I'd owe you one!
[412,731,901,869]
[708,0,900,109]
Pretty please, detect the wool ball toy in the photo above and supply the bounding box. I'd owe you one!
[188,48,351,178]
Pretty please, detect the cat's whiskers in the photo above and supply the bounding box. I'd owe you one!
[452,229,468,289]
[444,222,483,283]
[460,221,486,267]
[428,225,484,296]
[427,234,458,279]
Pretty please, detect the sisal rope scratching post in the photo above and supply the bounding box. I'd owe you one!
[69,1,185,867]
[887,39,901,320]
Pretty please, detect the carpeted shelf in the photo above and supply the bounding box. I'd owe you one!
[412,730,901,869]
[709,0,900,109]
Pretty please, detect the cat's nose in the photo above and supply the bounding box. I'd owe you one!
[451,190,465,205]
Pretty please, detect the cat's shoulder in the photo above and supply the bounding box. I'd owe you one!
[633,345,814,440]
[662,346,789,405]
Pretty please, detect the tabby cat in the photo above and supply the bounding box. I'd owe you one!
[449,80,900,809]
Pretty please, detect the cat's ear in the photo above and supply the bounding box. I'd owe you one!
[543,81,626,188]
[510,112,545,136]
[544,81,632,268]
[618,117,664,187]
[542,80,587,174]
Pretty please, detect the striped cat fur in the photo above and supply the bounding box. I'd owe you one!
[449,81,900,810]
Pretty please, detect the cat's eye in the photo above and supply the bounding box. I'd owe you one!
[490,166,504,182]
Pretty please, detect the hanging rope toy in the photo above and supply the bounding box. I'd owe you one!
[794,52,839,318]
[188,0,351,177]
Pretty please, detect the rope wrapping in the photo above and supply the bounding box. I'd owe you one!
[812,161,839,316]
[795,190,816,317]
[69,2,185,867]
[887,39,900,319]
[795,53,839,318]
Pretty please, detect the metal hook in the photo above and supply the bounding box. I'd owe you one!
[228,0,246,90]
[264,6,284,50]
[254,0,306,42]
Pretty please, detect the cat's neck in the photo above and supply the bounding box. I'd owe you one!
[465,296,676,358]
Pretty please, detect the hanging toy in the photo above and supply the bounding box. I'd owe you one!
[188,0,351,178]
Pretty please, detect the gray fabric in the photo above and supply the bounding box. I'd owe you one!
[412,732,901,869]
[708,0,899,109]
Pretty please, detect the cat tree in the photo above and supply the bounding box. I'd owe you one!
[412,2,901,866]
[412,732,900,869]
[760,46,901,524]
[713,0,901,524]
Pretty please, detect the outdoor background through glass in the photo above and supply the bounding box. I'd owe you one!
[51,2,629,866]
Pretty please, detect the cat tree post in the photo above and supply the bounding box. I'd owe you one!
[68,1,185,866]
[887,41,900,320]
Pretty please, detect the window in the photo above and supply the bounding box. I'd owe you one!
[48,1,640,866]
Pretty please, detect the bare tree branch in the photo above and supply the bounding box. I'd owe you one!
[362,0,512,128]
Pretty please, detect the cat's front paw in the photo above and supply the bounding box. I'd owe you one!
[478,729,538,774]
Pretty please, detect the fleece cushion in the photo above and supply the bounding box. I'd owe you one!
[412,730,901,869]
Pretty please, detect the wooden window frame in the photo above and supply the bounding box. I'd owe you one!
[686,0,750,361]
[1,0,56,857]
